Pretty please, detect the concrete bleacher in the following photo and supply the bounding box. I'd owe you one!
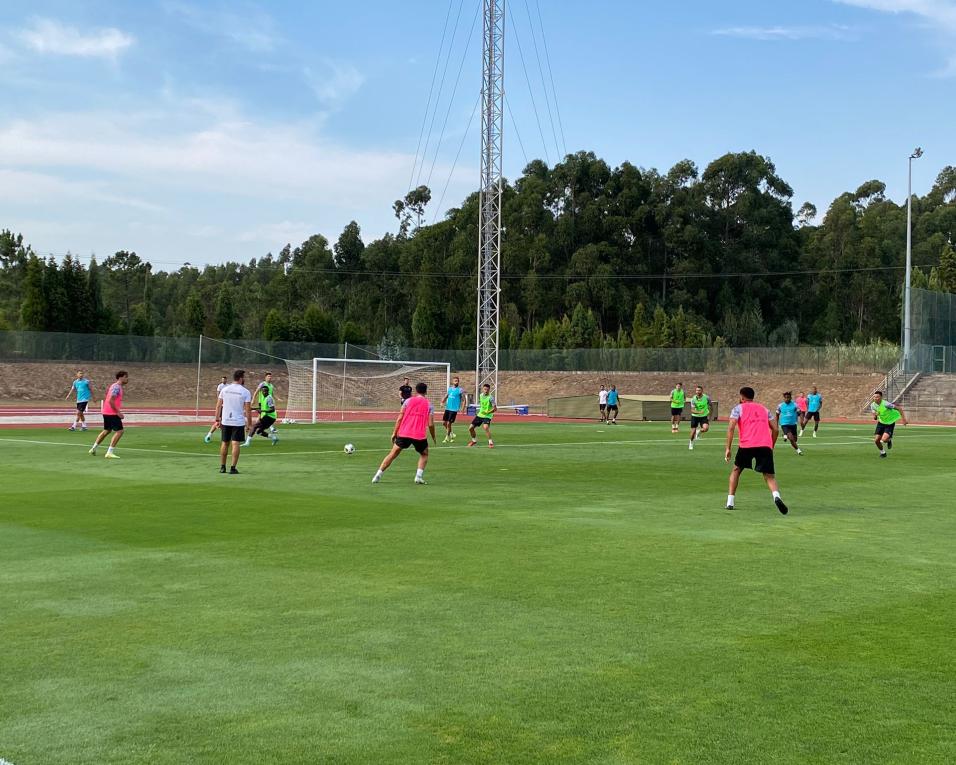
[896,374,956,422]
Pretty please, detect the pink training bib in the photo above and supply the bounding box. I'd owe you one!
[737,401,772,449]
[101,383,123,415]
[397,396,431,440]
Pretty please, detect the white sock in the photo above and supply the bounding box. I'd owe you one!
[374,469,383,479]
[772,490,781,500]
[415,468,424,480]
[727,494,735,506]
[106,446,114,455]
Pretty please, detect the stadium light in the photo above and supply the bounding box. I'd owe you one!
[903,147,923,372]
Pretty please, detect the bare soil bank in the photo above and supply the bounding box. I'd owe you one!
[1,361,883,418]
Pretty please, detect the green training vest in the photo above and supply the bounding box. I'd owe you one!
[690,394,709,417]
[259,383,276,416]
[671,388,685,408]
[478,393,495,419]
[873,400,901,425]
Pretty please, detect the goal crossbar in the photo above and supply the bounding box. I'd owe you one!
[308,357,452,423]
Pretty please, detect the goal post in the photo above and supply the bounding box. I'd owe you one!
[307,357,452,423]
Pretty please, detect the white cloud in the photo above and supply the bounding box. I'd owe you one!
[834,0,956,74]
[0,101,475,259]
[163,1,279,52]
[0,169,162,212]
[18,18,134,59]
[713,24,855,41]
[304,62,366,106]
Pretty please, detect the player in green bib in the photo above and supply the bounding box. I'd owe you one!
[468,384,497,448]
[245,372,279,446]
[870,390,907,458]
[688,385,711,450]
[670,382,685,433]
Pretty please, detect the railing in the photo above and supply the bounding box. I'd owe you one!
[861,358,919,412]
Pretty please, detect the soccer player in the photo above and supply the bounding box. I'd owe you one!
[670,382,685,433]
[66,370,94,431]
[688,385,711,450]
[801,385,823,438]
[606,384,619,424]
[598,384,608,422]
[373,381,437,484]
[468,383,497,447]
[724,386,789,515]
[254,372,278,434]
[870,390,908,458]
[204,376,228,443]
[795,390,808,429]
[89,370,128,459]
[440,376,466,442]
[217,369,253,474]
[399,377,413,405]
[776,391,803,455]
[245,376,279,446]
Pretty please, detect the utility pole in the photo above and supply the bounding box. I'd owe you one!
[903,147,922,372]
[476,0,504,399]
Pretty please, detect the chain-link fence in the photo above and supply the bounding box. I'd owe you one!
[911,288,956,373]
[0,330,901,374]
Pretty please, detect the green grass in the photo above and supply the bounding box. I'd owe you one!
[1,420,955,764]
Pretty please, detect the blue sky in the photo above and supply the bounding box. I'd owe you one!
[1,0,953,270]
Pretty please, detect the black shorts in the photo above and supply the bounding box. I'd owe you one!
[394,436,428,454]
[442,410,458,423]
[734,446,775,475]
[471,416,492,427]
[782,424,798,437]
[221,425,246,442]
[255,414,276,431]
[671,407,684,417]
[606,405,618,413]
[806,411,820,422]
[102,414,123,431]
[691,415,709,428]
[76,401,89,413]
[797,410,806,418]
[875,422,896,438]
[599,403,607,411]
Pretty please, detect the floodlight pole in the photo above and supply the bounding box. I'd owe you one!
[476,0,505,400]
[903,147,922,372]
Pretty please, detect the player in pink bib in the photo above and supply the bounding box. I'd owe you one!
[724,386,789,515]
[90,370,129,459]
[372,381,437,484]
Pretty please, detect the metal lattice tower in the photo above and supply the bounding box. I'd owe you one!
[476,0,504,399]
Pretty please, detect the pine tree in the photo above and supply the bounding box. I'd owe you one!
[20,257,47,330]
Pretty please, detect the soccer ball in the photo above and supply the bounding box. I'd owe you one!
[344,443,355,455]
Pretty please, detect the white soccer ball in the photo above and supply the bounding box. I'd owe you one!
[344,443,355,455]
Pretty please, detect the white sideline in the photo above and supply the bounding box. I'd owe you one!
[0,434,946,461]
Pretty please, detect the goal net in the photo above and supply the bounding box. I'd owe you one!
[195,337,451,423]
[304,358,451,422]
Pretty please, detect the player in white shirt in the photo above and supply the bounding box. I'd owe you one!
[204,376,229,443]
[598,385,609,422]
[215,370,252,474]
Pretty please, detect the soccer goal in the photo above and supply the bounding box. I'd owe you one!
[195,336,451,423]
[303,357,451,422]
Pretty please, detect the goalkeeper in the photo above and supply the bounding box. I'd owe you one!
[245,375,279,446]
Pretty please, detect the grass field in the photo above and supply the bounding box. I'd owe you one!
[1,420,955,764]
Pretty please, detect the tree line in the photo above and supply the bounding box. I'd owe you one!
[2,150,954,350]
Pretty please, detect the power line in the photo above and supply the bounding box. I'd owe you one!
[506,2,550,165]
[533,0,567,157]
[432,93,481,223]
[33,249,935,282]
[522,0,561,161]
[505,96,530,169]
[424,1,482,190]
[414,0,467,190]
[407,0,456,193]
